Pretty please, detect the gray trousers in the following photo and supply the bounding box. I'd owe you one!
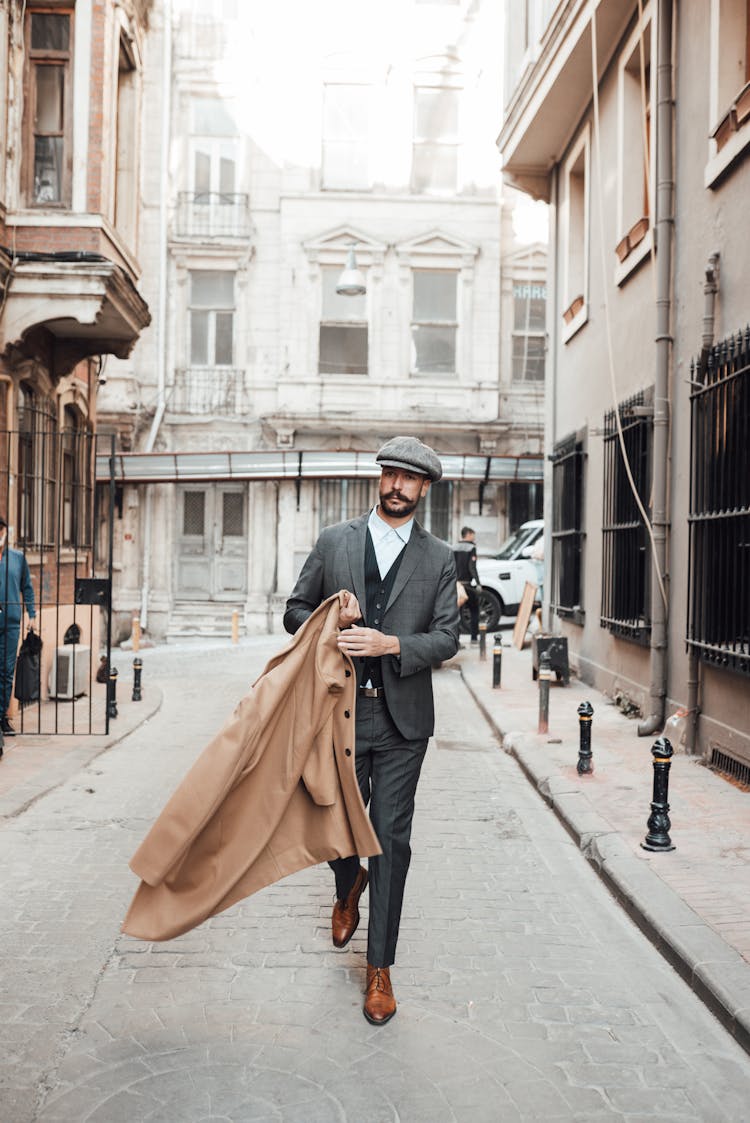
[329,696,428,968]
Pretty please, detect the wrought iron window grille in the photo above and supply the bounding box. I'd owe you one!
[687,326,750,676]
[550,430,586,622]
[600,388,653,643]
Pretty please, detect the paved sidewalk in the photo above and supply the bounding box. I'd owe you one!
[0,653,163,820]
[456,635,750,1053]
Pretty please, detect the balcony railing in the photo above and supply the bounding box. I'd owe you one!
[176,15,231,61]
[173,193,251,240]
[169,368,249,416]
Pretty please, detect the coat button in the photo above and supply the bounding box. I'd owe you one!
[344,709,350,718]
[345,748,352,756]
[345,669,351,677]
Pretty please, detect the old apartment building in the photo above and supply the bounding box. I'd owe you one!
[499,0,750,770]
[99,0,546,642]
[0,0,152,724]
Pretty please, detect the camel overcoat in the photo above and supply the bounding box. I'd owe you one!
[122,594,381,941]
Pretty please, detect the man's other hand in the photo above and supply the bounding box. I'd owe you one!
[337,624,400,658]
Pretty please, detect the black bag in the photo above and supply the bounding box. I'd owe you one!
[14,629,42,704]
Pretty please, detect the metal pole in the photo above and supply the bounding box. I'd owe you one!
[478,621,487,662]
[577,701,594,775]
[538,651,551,734]
[132,657,142,702]
[107,665,118,720]
[641,736,675,851]
[492,633,502,688]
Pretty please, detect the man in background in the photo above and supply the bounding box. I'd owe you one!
[453,526,481,644]
[0,516,36,739]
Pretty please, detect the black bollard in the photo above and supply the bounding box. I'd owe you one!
[492,633,503,688]
[641,737,676,852]
[577,701,594,774]
[538,651,551,734]
[132,657,143,702]
[107,666,119,719]
[478,622,487,662]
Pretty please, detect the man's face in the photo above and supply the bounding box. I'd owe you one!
[379,467,430,519]
[0,527,6,549]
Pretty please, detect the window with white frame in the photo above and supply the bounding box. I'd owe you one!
[711,0,750,153]
[411,270,457,375]
[616,13,653,266]
[512,282,546,382]
[318,266,368,375]
[24,7,73,206]
[322,85,371,190]
[411,86,459,194]
[561,128,589,335]
[189,271,235,367]
[189,96,238,198]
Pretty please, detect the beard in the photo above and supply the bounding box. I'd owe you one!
[379,490,420,518]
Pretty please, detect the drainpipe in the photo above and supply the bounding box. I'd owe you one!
[683,253,720,752]
[638,0,674,737]
[139,0,171,632]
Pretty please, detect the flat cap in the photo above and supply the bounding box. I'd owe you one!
[375,436,443,482]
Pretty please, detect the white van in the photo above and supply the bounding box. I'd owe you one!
[464,519,544,630]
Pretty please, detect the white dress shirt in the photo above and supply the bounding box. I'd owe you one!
[367,506,413,579]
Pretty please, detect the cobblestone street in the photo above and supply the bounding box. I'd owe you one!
[2,641,750,1121]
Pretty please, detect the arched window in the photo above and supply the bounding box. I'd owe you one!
[61,405,91,549]
[17,384,56,548]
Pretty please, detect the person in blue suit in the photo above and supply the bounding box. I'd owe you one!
[0,516,36,737]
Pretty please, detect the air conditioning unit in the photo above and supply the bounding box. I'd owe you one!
[49,645,91,700]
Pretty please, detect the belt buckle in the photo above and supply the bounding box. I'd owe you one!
[360,686,381,698]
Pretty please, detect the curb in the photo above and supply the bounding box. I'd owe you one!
[460,666,750,1057]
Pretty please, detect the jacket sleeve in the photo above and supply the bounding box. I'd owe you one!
[395,549,459,676]
[20,556,35,618]
[283,537,326,635]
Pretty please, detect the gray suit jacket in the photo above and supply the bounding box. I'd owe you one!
[284,513,460,741]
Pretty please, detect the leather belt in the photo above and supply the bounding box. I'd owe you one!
[359,686,384,698]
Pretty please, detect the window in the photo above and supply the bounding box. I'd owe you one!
[508,481,543,533]
[411,87,459,194]
[411,270,457,375]
[551,433,585,620]
[561,128,589,337]
[17,386,56,549]
[319,479,376,532]
[61,407,91,549]
[600,390,652,643]
[688,329,750,676]
[24,9,73,206]
[190,97,238,195]
[616,14,653,269]
[189,271,235,366]
[322,85,371,190]
[416,480,452,540]
[705,0,750,186]
[512,282,546,382]
[318,266,368,375]
[114,36,138,244]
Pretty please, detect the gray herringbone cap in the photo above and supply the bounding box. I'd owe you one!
[375,436,443,482]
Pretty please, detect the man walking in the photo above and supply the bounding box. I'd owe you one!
[284,437,459,1025]
[453,526,481,643]
[0,516,36,739]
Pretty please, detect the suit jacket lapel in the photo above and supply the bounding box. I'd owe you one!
[345,515,369,620]
[385,524,427,612]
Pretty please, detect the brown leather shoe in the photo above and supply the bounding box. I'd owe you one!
[363,964,397,1025]
[331,865,368,948]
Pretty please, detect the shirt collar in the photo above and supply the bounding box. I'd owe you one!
[368,505,414,544]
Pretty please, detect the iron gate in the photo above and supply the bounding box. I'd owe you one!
[0,430,115,736]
